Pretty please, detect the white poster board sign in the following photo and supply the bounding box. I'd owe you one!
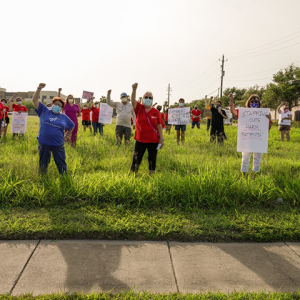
[224,109,232,125]
[11,112,28,134]
[99,103,113,124]
[168,107,190,125]
[237,108,270,153]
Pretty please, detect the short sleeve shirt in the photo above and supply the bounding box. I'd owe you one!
[3,105,10,118]
[191,109,201,121]
[279,111,292,126]
[81,108,91,121]
[35,103,75,146]
[64,103,80,124]
[13,103,27,112]
[91,106,100,123]
[134,102,162,143]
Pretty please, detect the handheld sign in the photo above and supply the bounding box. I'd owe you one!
[168,107,190,125]
[82,90,94,100]
[99,103,113,124]
[11,112,28,134]
[237,108,270,153]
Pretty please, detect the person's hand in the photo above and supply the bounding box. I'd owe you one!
[58,88,62,92]
[132,83,138,90]
[107,90,112,96]
[133,125,136,130]
[159,139,164,149]
[64,134,71,142]
[210,96,213,100]
[38,83,46,90]
[228,93,234,102]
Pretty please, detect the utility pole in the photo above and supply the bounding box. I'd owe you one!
[166,83,172,107]
[219,55,227,98]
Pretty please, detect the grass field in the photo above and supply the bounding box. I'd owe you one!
[0,116,300,241]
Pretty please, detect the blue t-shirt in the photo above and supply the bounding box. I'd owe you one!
[35,103,75,146]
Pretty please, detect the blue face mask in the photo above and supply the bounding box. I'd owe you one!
[83,107,88,110]
[144,98,152,107]
[249,103,259,108]
[179,102,184,107]
[52,105,62,114]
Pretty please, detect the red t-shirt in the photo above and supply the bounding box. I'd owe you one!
[0,102,3,120]
[164,113,168,122]
[3,105,10,118]
[160,112,165,129]
[13,103,28,112]
[191,109,201,121]
[91,106,100,123]
[134,102,162,143]
[81,108,91,121]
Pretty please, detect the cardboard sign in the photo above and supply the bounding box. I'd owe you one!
[82,90,94,100]
[11,112,28,134]
[168,107,191,125]
[237,108,270,153]
[99,103,113,124]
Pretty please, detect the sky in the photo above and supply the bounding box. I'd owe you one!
[1,0,300,105]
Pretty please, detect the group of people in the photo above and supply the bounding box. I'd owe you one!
[0,83,293,177]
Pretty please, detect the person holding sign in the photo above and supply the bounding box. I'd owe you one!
[229,93,272,174]
[88,99,103,136]
[130,83,164,175]
[106,91,135,145]
[175,98,187,145]
[81,103,92,133]
[191,105,201,129]
[0,99,10,138]
[32,83,75,175]
[209,97,227,144]
[277,102,292,142]
[9,95,28,137]
[63,93,81,147]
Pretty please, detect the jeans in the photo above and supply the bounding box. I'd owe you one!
[192,121,200,129]
[92,122,103,135]
[207,118,211,131]
[38,143,67,175]
[241,152,263,173]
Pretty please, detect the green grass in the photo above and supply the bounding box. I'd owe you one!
[1,117,300,241]
[1,291,300,299]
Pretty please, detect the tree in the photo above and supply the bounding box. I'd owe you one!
[263,64,300,110]
[100,95,107,103]
[240,85,266,106]
[220,87,246,107]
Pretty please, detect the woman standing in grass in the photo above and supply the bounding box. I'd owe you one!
[0,98,10,138]
[229,93,272,174]
[277,102,292,142]
[63,94,81,147]
[81,103,92,133]
[164,108,172,135]
[130,83,164,175]
[32,83,75,175]
[88,99,104,136]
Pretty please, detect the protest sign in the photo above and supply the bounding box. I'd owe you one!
[237,108,270,153]
[168,107,190,125]
[11,112,28,134]
[99,103,113,124]
[82,90,94,100]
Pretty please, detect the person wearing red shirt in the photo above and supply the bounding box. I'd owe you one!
[164,108,172,135]
[156,106,165,129]
[81,103,92,133]
[130,83,164,175]
[0,99,4,140]
[0,98,10,137]
[9,95,28,137]
[191,105,201,129]
[88,98,103,136]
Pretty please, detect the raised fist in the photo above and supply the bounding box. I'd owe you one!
[58,88,62,91]
[132,83,138,90]
[228,93,234,101]
[107,90,112,96]
[38,83,46,90]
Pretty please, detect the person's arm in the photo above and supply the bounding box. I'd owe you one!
[157,124,164,149]
[228,93,238,117]
[209,96,213,107]
[131,83,138,109]
[8,94,17,111]
[88,97,94,109]
[32,83,46,110]
[205,95,208,107]
[106,90,116,108]
[58,88,62,97]
[277,102,284,114]
[64,127,74,142]
[132,107,136,130]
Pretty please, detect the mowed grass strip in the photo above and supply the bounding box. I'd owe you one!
[0,116,300,241]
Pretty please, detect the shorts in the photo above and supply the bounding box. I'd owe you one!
[115,125,131,141]
[278,125,291,131]
[82,120,91,126]
[175,125,186,131]
[5,117,9,124]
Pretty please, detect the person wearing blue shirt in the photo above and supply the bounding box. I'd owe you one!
[33,83,75,174]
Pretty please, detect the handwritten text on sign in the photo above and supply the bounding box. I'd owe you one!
[11,112,28,134]
[237,108,270,153]
[99,103,113,124]
[82,90,94,100]
[168,107,191,125]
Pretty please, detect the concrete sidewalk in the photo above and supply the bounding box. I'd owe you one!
[1,240,300,296]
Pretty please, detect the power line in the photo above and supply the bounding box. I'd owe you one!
[225,77,272,82]
[188,78,220,99]
[226,30,300,55]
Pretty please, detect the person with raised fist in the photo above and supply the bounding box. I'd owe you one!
[277,102,292,142]
[88,97,103,136]
[33,83,75,175]
[130,83,164,175]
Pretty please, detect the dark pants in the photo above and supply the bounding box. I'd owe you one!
[210,126,225,144]
[207,118,211,131]
[131,141,159,172]
[39,143,67,175]
[192,121,200,129]
[115,125,131,144]
[92,122,103,135]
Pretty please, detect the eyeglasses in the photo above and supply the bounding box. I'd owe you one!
[144,97,153,100]
[250,99,259,103]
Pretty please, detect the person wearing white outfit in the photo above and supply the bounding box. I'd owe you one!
[229,93,272,174]
[277,102,292,142]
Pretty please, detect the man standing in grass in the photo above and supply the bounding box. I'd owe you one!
[191,105,201,129]
[205,95,212,131]
[106,90,136,145]
[175,98,187,145]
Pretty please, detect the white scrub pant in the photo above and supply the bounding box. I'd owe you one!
[241,152,263,173]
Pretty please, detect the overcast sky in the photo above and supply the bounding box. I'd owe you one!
[1,0,300,105]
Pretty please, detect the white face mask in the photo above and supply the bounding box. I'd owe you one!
[121,97,127,103]
[179,102,184,107]
[2,102,5,105]
[69,99,74,103]
[95,104,99,108]
[17,101,22,105]
[144,98,152,107]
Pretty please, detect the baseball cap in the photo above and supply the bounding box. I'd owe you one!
[120,92,128,98]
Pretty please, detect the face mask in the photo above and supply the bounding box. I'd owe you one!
[144,98,152,107]
[2,102,5,105]
[121,97,127,103]
[249,103,259,108]
[216,104,221,109]
[179,102,184,107]
[284,108,289,112]
[69,99,74,103]
[194,107,197,110]
[52,105,62,114]
[83,107,88,110]
[17,101,22,105]
[95,104,99,108]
